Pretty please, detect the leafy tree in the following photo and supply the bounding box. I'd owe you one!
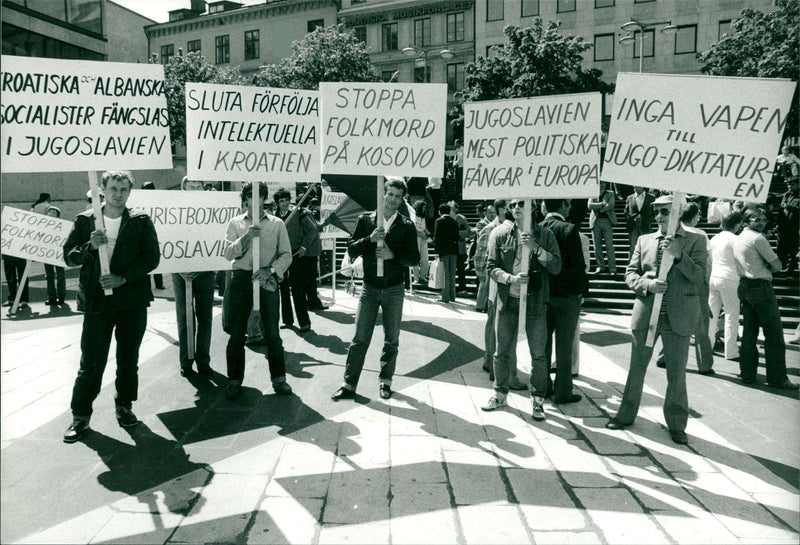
[697,0,799,139]
[158,52,246,146]
[450,21,614,138]
[251,23,379,89]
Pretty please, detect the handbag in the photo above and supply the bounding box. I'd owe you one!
[428,258,444,289]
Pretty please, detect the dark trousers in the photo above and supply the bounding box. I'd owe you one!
[456,253,467,291]
[45,264,66,302]
[738,279,788,385]
[777,222,798,271]
[226,270,286,384]
[304,256,324,308]
[545,296,581,400]
[279,257,311,327]
[70,308,148,418]
[4,256,28,303]
[172,272,214,369]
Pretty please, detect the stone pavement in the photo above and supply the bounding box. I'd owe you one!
[1,275,798,544]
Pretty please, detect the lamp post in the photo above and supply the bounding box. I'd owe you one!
[401,46,454,82]
[619,19,677,73]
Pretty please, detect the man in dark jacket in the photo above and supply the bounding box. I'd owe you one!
[331,178,420,401]
[434,203,459,303]
[62,171,160,443]
[541,199,588,404]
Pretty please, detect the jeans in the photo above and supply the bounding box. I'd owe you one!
[70,307,148,418]
[226,270,286,384]
[494,295,548,398]
[592,218,616,272]
[614,314,689,433]
[484,297,517,374]
[708,276,739,360]
[279,257,311,327]
[440,254,457,302]
[45,264,66,302]
[3,256,28,303]
[738,279,787,384]
[343,282,404,389]
[545,296,581,400]
[172,272,214,369]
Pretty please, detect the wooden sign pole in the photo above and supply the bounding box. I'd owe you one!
[517,199,532,359]
[376,176,385,277]
[88,171,113,296]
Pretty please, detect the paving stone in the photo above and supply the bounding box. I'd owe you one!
[390,436,446,483]
[485,425,551,470]
[574,487,669,544]
[457,504,529,544]
[753,493,800,532]
[605,456,704,512]
[390,509,460,544]
[324,467,390,524]
[531,531,603,544]
[319,522,390,544]
[12,506,115,545]
[247,498,323,544]
[88,511,180,544]
[111,467,211,515]
[578,418,643,455]
[444,455,507,506]
[390,482,452,518]
[539,439,617,488]
[507,469,586,531]
[653,510,740,544]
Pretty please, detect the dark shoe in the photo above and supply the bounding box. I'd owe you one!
[197,364,212,376]
[309,305,329,311]
[299,324,312,333]
[482,363,492,373]
[44,299,57,306]
[63,419,89,443]
[508,379,528,391]
[728,356,741,362]
[605,418,629,430]
[741,377,757,385]
[180,363,193,377]
[56,298,65,305]
[331,387,355,401]
[115,406,139,428]
[768,381,799,391]
[281,323,294,329]
[656,359,666,369]
[274,381,293,395]
[554,393,582,404]
[379,383,392,399]
[670,430,689,445]
[225,382,242,401]
[698,369,715,376]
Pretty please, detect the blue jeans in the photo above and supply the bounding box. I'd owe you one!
[225,270,286,384]
[738,279,787,385]
[484,297,517,373]
[71,308,148,417]
[172,272,214,369]
[494,295,548,397]
[343,282,404,389]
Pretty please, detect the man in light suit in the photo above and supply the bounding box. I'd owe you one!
[606,194,707,445]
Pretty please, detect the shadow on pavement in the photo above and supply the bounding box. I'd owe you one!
[401,319,485,381]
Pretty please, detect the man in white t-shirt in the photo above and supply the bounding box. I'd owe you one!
[708,211,743,361]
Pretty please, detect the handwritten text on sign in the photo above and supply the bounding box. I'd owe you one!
[320,189,349,240]
[0,207,75,267]
[186,83,319,182]
[463,93,601,199]
[0,55,172,173]
[602,73,796,203]
[127,190,240,274]
[319,83,447,177]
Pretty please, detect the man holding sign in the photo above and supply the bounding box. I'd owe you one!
[62,171,160,443]
[606,195,707,445]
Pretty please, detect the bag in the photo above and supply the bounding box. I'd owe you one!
[428,259,444,289]
[340,252,363,278]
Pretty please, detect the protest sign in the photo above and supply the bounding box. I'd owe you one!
[0,206,74,267]
[320,189,348,240]
[319,82,447,178]
[463,93,602,199]
[126,190,241,273]
[1,55,172,173]
[603,72,796,203]
[186,83,319,182]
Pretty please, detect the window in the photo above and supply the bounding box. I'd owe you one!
[633,29,654,58]
[595,0,614,7]
[307,19,324,33]
[447,63,464,93]
[354,26,367,44]
[521,0,539,17]
[447,12,464,42]
[718,20,732,39]
[382,23,398,51]
[160,44,174,64]
[208,3,224,13]
[215,34,229,64]
[487,0,503,21]
[593,33,614,61]
[414,66,431,83]
[243,30,259,60]
[382,70,397,82]
[414,18,431,47]
[675,24,696,54]
[187,39,201,53]
[557,0,576,13]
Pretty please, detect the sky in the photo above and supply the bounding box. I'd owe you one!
[113,0,265,24]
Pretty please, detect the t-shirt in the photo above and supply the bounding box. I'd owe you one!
[104,215,122,258]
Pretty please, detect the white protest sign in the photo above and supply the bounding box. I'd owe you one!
[0,207,74,267]
[463,93,601,199]
[0,55,172,173]
[126,190,241,273]
[319,82,447,177]
[185,83,319,182]
[320,189,348,240]
[603,73,796,203]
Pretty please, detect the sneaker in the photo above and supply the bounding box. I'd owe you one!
[115,406,139,428]
[531,398,545,421]
[481,396,507,411]
[225,382,242,401]
[63,419,90,443]
[273,381,293,395]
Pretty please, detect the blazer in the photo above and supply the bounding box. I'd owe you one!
[624,192,655,232]
[626,227,707,337]
[539,214,588,298]
[588,189,618,228]
[348,211,420,289]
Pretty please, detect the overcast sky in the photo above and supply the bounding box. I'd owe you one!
[114,0,265,24]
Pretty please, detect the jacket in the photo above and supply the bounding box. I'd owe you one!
[348,211,420,288]
[277,207,321,257]
[63,207,160,313]
[624,192,654,232]
[540,213,588,298]
[588,189,617,228]
[434,215,459,256]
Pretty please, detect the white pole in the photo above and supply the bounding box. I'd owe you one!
[377,176,385,277]
[88,171,113,296]
[331,247,337,305]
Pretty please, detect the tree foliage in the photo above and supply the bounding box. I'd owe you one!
[697,0,799,138]
[451,20,614,137]
[251,24,379,89]
[159,52,246,145]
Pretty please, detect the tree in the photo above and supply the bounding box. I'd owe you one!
[697,0,799,138]
[251,24,379,89]
[450,21,614,138]
[159,52,246,146]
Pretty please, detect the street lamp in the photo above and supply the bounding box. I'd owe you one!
[401,46,454,82]
[618,19,677,73]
